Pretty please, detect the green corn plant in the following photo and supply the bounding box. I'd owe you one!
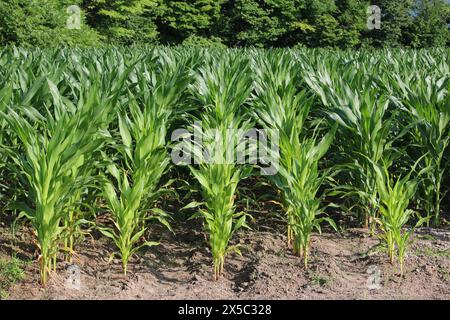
[186,53,253,280]
[273,129,338,269]
[100,106,170,276]
[0,85,12,206]
[188,125,253,280]
[61,168,96,262]
[389,72,449,226]
[0,81,123,285]
[61,49,154,261]
[253,52,337,267]
[0,55,34,213]
[99,53,191,275]
[304,62,397,233]
[0,48,141,263]
[374,160,429,276]
[0,48,132,284]
[100,161,167,276]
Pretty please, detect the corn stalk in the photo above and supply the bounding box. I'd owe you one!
[0,61,129,284]
[389,71,449,226]
[186,53,253,280]
[374,160,429,276]
[305,61,396,233]
[253,51,337,268]
[99,52,191,275]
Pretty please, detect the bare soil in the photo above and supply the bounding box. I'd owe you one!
[0,217,448,300]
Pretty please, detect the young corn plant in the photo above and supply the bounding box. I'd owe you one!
[61,168,96,262]
[0,48,134,284]
[374,161,428,276]
[274,130,337,269]
[186,54,253,280]
[0,80,123,285]
[0,59,26,212]
[305,63,396,233]
[253,52,337,267]
[100,54,191,275]
[390,72,449,226]
[54,51,137,263]
[0,85,12,205]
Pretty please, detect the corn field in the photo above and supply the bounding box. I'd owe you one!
[0,47,448,286]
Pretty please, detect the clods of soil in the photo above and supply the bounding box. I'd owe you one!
[0,222,449,300]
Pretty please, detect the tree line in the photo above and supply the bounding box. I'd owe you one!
[0,0,448,48]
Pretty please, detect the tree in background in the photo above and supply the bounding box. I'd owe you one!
[364,0,415,46]
[220,0,308,47]
[299,0,340,47]
[157,0,224,44]
[335,0,369,48]
[0,0,99,47]
[0,0,448,47]
[411,0,449,47]
[218,0,369,48]
[82,0,160,44]
[363,0,449,47]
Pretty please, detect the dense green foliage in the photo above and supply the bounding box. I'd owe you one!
[0,0,99,46]
[0,0,448,47]
[0,47,448,283]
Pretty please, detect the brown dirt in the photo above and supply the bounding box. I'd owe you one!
[0,221,449,300]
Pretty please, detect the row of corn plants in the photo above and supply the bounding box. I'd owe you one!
[185,53,254,280]
[252,52,337,268]
[0,47,448,283]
